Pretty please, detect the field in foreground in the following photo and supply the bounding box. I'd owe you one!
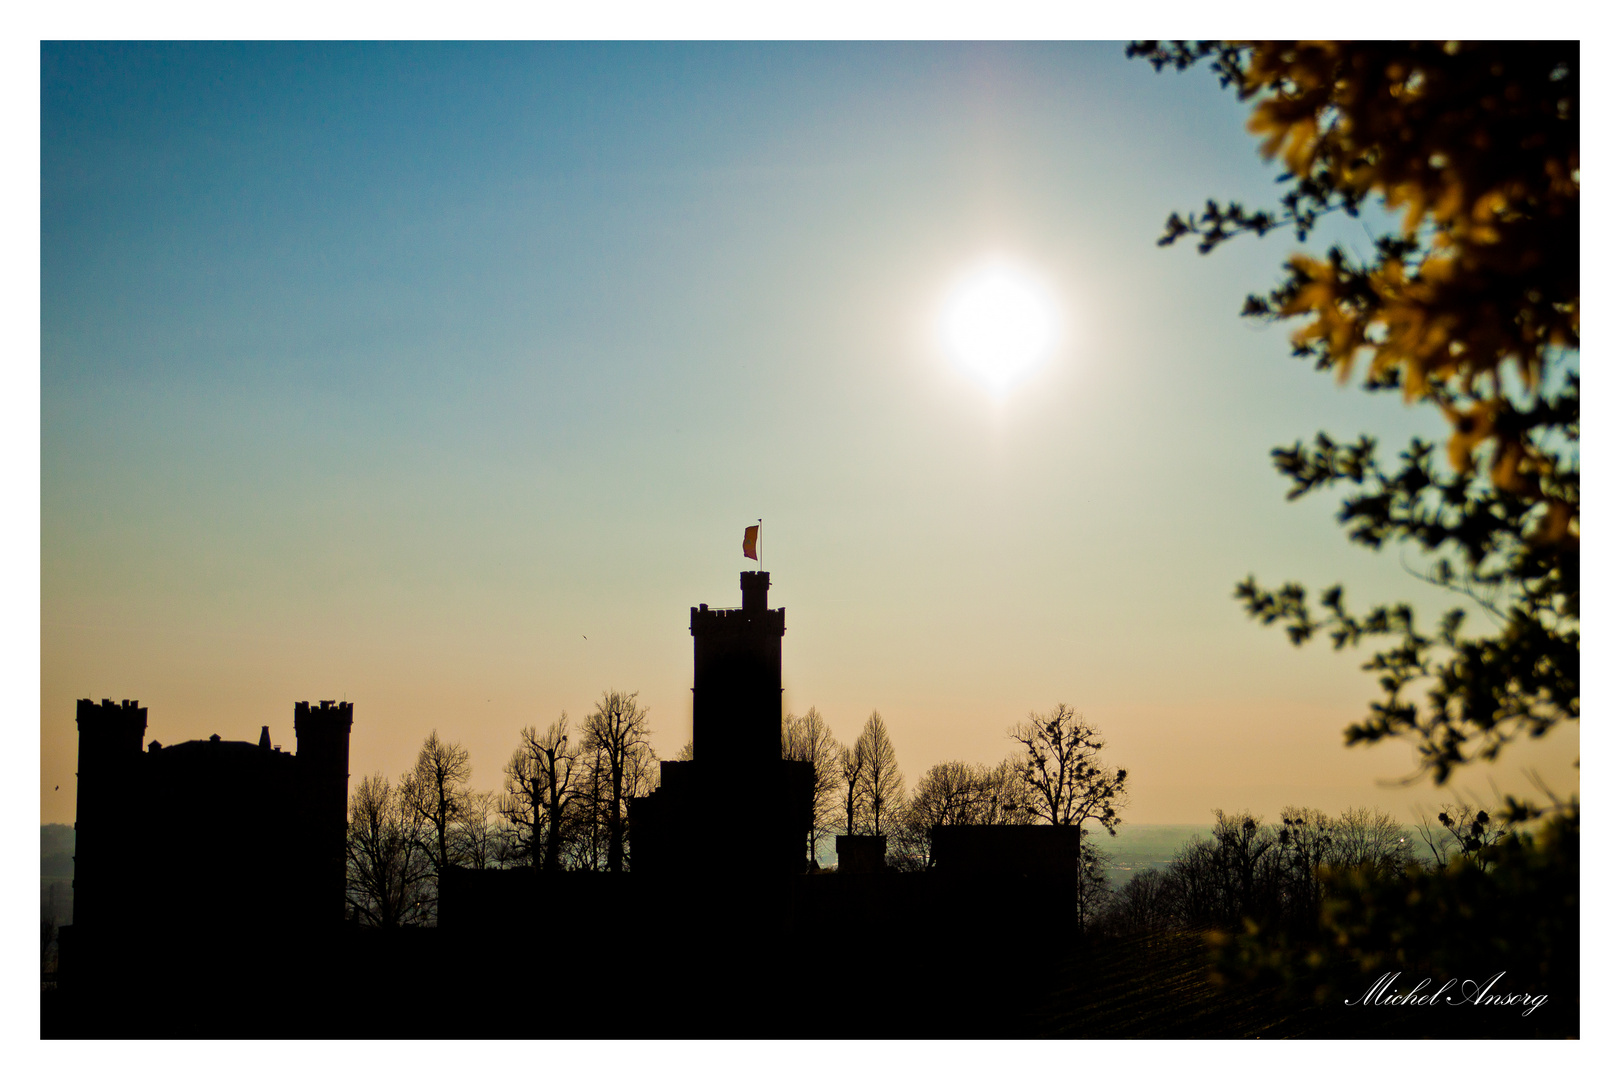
[42,924,1574,1039]
[1031,930,1574,1039]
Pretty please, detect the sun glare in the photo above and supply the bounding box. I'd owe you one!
[938,257,1062,394]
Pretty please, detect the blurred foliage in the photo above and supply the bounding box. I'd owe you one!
[1324,805,1576,983]
[1130,40,1579,784]
[1211,803,1577,1036]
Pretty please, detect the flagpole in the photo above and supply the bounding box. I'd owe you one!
[758,518,764,572]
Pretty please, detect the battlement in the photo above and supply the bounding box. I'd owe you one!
[291,698,353,818]
[77,697,148,719]
[691,570,783,632]
[690,604,785,636]
[294,702,352,756]
[294,700,354,724]
[75,698,148,755]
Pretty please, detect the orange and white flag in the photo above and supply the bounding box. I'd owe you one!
[743,524,760,561]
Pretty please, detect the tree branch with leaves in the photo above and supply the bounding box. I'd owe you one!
[1132,40,1579,784]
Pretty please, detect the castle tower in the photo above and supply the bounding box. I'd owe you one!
[630,571,810,880]
[72,699,147,936]
[690,571,785,768]
[293,700,353,927]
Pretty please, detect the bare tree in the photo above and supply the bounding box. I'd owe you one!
[893,760,975,870]
[581,690,656,872]
[1008,704,1128,834]
[621,737,661,872]
[457,790,500,870]
[1101,868,1173,936]
[890,756,1037,870]
[782,707,844,867]
[854,711,905,838]
[1412,806,1457,869]
[401,730,473,875]
[980,756,1035,825]
[1076,840,1114,931]
[1330,806,1411,876]
[915,761,989,825]
[572,742,610,870]
[1211,810,1277,925]
[839,740,866,837]
[1275,805,1335,926]
[503,733,548,869]
[1121,804,1421,936]
[1162,837,1221,928]
[1153,813,1281,930]
[502,716,581,872]
[346,773,433,929]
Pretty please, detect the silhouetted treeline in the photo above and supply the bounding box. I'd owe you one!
[778,699,1127,941]
[345,689,660,927]
[1084,801,1579,1037]
[1093,806,1412,937]
[783,702,1127,874]
[345,696,1131,932]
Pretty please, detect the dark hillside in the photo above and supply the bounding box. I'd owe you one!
[41,824,74,858]
[41,825,75,928]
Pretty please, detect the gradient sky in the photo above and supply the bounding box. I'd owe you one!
[40,41,1579,825]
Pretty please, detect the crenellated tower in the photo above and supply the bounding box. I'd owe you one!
[690,570,786,768]
[631,571,812,881]
[294,700,353,927]
[72,699,147,936]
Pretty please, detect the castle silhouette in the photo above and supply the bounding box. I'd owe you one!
[442,572,1081,959]
[57,699,351,1025]
[52,571,1079,1037]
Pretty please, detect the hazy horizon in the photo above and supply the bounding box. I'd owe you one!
[41,42,1579,826]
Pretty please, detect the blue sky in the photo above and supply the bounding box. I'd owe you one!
[39,41,1580,823]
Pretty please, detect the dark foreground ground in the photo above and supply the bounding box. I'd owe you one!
[41,926,1575,1039]
[1030,930,1574,1039]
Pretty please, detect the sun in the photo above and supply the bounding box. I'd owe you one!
[938,257,1062,394]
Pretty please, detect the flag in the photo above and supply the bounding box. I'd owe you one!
[743,524,759,561]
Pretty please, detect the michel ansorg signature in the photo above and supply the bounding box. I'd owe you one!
[1348,972,1548,1017]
